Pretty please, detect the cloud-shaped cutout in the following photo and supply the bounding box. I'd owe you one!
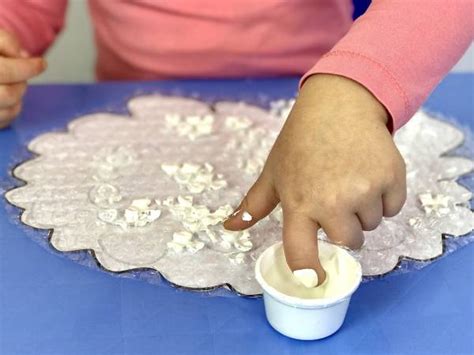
[5,94,474,295]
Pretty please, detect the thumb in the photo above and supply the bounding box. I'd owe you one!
[282,210,326,286]
[223,171,279,231]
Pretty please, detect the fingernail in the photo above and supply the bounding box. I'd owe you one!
[19,49,29,58]
[222,208,240,228]
[224,208,240,221]
[232,209,241,217]
[293,269,319,288]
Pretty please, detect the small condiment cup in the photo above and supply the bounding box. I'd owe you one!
[255,241,362,340]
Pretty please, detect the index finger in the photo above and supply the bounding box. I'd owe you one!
[0,57,46,83]
[282,209,326,286]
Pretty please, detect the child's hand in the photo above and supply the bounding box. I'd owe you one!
[0,29,46,128]
[224,74,406,284]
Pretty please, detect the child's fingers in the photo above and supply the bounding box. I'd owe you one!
[356,198,383,231]
[0,82,27,109]
[282,210,326,286]
[223,171,279,231]
[0,30,22,57]
[320,213,364,250]
[0,102,22,128]
[383,180,407,217]
[0,57,46,83]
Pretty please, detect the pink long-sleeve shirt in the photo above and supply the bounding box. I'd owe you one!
[0,0,471,130]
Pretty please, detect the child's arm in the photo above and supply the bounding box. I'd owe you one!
[225,1,471,284]
[0,0,66,127]
[301,0,472,131]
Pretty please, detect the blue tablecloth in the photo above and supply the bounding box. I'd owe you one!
[0,75,472,355]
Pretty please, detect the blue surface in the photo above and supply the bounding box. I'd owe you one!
[0,75,473,355]
[353,0,371,19]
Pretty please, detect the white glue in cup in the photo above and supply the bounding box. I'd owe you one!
[255,241,362,340]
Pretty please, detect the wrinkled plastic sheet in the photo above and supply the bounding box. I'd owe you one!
[3,95,473,296]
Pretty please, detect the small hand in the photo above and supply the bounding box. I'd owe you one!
[0,29,46,129]
[224,74,406,284]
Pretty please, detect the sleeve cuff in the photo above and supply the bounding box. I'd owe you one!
[300,50,413,132]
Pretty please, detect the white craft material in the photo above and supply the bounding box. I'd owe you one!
[160,162,227,193]
[255,241,361,340]
[165,113,214,140]
[97,199,162,229]
[418,193,451,216]
[5,95,473,295]
[167,231,205,254]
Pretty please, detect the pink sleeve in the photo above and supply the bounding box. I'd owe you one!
[301,0,473,131]
[0,0,67,55]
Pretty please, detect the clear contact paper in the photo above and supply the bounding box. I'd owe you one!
[4,95,473,296]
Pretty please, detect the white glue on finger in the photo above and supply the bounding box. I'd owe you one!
[242,211,253,222]
[293,269,319,288]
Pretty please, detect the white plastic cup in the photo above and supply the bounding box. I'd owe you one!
[255,241,362,340]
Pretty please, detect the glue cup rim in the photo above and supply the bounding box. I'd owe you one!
[255,241,362,309]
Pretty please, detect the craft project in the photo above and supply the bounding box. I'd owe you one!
[5,95,474,295]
